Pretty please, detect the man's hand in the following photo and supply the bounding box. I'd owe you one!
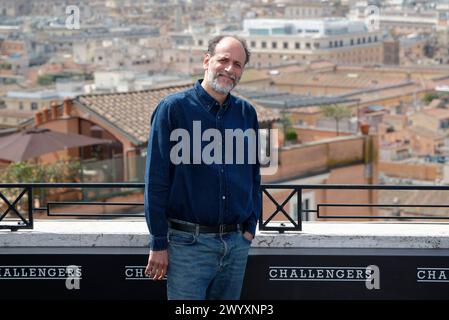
[145,250,168,280]
[243,231,254,242]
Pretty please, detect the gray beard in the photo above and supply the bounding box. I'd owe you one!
[207,71,237,95]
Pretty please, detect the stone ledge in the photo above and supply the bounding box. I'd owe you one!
[1,220,448,249]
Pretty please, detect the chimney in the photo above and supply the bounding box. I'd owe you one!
[42,108,50,122]
[51,101,59,119]
[63,97,72,118]
[360,123,370,135]
[35,112,43,126]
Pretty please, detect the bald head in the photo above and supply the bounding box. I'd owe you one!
[202,35,250,101]
[207,35,251,66]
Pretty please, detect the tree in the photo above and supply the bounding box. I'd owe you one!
[321,104,352,136]
[422,92,440,105]
[285,127,297,142]
[279,110,297,145]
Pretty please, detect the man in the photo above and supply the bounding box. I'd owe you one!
[144,35,261,300]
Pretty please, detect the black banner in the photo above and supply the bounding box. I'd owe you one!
[1,251,449,300]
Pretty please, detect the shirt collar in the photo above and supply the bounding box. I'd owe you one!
[194,79,232,111]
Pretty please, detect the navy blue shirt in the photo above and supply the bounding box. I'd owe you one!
[144,80,262,250]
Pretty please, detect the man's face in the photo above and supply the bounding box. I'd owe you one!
[203,37,246,95]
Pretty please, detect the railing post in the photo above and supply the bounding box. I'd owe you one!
[27,185,33,229]
[297,187,302,231]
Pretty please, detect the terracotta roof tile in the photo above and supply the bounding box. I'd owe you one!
[76,83,279,145]
[423,107,449,119]
[407,126,446,140]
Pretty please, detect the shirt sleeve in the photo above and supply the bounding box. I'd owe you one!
[244,109,262,236]
[144,99,174,250]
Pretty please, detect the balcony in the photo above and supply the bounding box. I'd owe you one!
[1,183,449,300]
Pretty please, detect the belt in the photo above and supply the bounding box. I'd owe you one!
[168,219,242,234]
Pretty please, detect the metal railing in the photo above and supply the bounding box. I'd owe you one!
[1,183,449,232]
[0,183,142,231]
[259,184,449,232]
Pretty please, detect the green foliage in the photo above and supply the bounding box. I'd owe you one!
[0,159,81,183]
[37,74,55,86]
[37,72,92,86]
[322,104,352,120]
[285,127,297,141]
[0,160,82,210]
[279,111,297,144]
[422,92,441,105]
[280,111,291,128]
[321,104,352,135]
[3,78,17,84]
[0,62,12,70]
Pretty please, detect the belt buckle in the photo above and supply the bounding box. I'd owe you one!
[219,224,225,234]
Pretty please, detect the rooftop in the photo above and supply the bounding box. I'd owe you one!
[6,90,81,100]
[243,18,368,37]
[422,107,449,119]
[75,82,280,145]
[235,87,359,109]
[408,126,446,139]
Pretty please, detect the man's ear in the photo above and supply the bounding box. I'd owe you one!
[203,53,211,71]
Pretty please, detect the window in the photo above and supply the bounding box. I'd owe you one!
[261,41,267,48]
[314,42,320,49]
[198,39,203,46]
[272,41,277,49]
[31,102,38,110]
[350,39,354,45]
[249,28,269,36]
[273,27,287,35]
[329,41,333,48]
[306,43,311,49]
[250,41,256,48]
[295,42,300,49]
[283,42,288,49]
[440,119,449,129]
[339,40,343,47]
[19,102,24,110]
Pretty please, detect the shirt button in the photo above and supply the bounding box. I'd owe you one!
[217,116,221,119]
[222,196,226,200]
[221,169,224,173]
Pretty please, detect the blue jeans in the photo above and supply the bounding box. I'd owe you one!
[166,226,252,300]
